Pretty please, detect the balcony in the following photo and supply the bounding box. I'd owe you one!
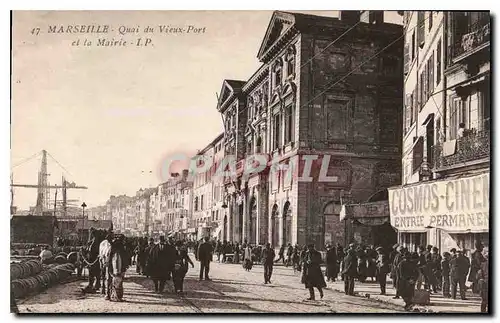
[452,15,490,61]
[433,129,490,170]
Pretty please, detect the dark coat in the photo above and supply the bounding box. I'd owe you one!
[261,247,276,264]
[391,252,402,279]
[342,252,358,277]
[197,242,214,263]
[469,250,485,283]
[441,258,450,278]
[396,258,419,298]
[173,248,194,276]
[325,248,338,276]
[450,254,470,279]
[148,243,172,279]
[302,249,327,289]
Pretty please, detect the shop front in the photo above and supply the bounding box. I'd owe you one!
[340,200,397,249]
[388,172,489,254]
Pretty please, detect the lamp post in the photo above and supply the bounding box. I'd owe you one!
[81,202,87,243]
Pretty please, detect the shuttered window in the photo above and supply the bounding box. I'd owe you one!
[429,52,435,95]
[417,11,425,48]
[436,39,442,85]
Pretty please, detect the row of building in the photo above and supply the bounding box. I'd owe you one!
[90,11,490,254]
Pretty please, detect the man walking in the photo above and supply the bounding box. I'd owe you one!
[262,243,276,284]
[275,245,285,264]
[197,236,213,281]
[148,236,170,293]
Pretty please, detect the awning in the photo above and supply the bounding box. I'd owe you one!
[340,201,390,221]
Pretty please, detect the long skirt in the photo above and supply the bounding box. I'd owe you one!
[111,274,124,301]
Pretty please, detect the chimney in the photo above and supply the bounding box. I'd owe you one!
[339,11,361,24]
[360,10,384,24]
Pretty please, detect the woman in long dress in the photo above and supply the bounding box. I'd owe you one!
[243,244,253,271]
[110,236,126,302]
[172,241,194,294]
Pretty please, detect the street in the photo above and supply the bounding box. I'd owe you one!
[17,258,402,313]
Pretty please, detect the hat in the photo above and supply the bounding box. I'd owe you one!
[376,246,383,251]
[475,241,484,249]
[392,243,399,249]
[443,252,451,257]
[349,243,355,248]
[450,248,457,253]
[159,236,165,242]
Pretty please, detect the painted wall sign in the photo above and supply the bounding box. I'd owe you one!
[388,173,489,232]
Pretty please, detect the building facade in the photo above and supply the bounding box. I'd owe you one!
[218,11,403,249]
[389,11,490,254]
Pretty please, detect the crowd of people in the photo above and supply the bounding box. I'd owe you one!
[72,232,489,312]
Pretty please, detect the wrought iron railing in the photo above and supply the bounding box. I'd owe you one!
[453,16,490,58]
[433,129,490,169]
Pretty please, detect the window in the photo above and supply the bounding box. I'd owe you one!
[411,32,416,60]
[428,52,434,96]
[287,57,295,76]
[436,39,442,85]
[256,136,262,153]
[273,60,283,88]
[194,197,198,211]
[428,11,433,31]
[417,11,425,47]
[284,105,294,143]
[273,113,281,149]
[200,195,204,210]
[449,98,465,140]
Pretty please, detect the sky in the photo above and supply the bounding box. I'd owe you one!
[11,10,402,209]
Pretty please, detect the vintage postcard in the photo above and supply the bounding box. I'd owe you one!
[10,10,490,314]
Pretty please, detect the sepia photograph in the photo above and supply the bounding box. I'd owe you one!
[9,9,491,315]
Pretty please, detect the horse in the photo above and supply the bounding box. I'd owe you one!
[98,233,112,295]
[82,228,106,293]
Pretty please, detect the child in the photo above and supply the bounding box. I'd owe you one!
[441,252,451,298]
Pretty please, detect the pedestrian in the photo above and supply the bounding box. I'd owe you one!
[477,249,489,313]
[261,243,275,284]
[356,247,367,283]
[469,241,486,294]
[144,238,155,277]
[197,236,213,281]
[391,245,404,299]
[165,237,177,281]
[286,243,293,267]
[243,244,253,271]
[148,236,170,293]
[292,245,300,273]
[109,236,127,302]
[302,244,326,300]
[441,252,451,298]
[325,244,337,282]
[430,247,442,292]
[275,245,285,264]
[172,241,194,294]
[396,250,419,311]
[450,249,470,300]
[416,246,428,290]
[234,243,241,264]
[375,246,390,295]
[342,245,357,296]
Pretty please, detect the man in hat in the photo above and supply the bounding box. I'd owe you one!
[450,249,470,300]
[469,241,486,294]
[325,244,337,282]
[342,246,357,296]
[391,245,404,298]
[143,237,155,277]
[376,247,390,295]
[261,243,276,284]
[148,236,170,293]
[197,236,213,281]
[441,252,452,298]
[477,248,489,313]
[397,249,419,311]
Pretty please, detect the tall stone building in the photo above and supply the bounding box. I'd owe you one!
[388,11,490,253]
[218,11,403,249]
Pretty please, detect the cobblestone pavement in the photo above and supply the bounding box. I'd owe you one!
[17,259,403,314]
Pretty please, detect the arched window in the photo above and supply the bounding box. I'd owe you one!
[194,197,199,211]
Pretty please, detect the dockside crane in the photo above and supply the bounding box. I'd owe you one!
[11,150,88,216]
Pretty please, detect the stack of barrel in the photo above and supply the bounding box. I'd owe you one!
[11,258,75,299]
